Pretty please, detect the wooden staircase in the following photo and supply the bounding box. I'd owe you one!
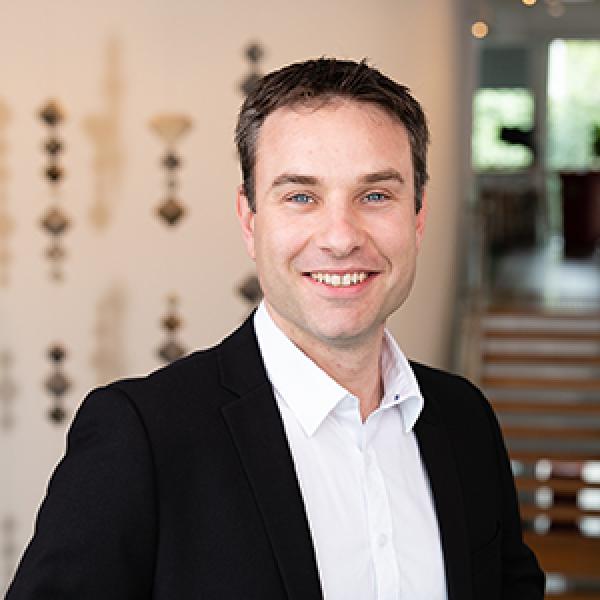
[481,309,600,599]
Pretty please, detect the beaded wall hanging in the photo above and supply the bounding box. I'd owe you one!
[39,100,69,281]
[149,114,193,226]
[236,42,266,309]
[44,343,71,424]
[239,42,265,96]
[83,37,123,230]
[236,273,262,307]
[157,294,186,363]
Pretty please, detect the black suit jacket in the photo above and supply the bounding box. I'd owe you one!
[6,316,544,599]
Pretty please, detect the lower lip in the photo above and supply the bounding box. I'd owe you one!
[303,274,376,296]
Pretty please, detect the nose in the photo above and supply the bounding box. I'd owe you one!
[315,202,366,258]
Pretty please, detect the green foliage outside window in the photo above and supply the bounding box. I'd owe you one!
[547,39,600,170]
[472,88,534,171]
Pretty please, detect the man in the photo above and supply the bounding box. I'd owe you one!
[6,58,544,599]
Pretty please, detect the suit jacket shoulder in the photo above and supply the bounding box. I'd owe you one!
[7,315,322,600]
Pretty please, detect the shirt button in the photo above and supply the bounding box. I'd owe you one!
[378,534,388,548]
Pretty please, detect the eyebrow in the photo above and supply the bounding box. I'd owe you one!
[270,173,320,189]
[359,169,405,185]
[270,169,405,191]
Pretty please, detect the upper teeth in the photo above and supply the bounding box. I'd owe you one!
[310,272,368,286]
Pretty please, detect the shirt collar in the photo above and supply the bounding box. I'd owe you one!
[379,329,424,432]
[253,301,424,437]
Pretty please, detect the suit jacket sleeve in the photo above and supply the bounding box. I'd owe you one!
[5,385,157,599]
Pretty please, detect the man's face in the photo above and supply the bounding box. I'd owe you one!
[237,98,427,352]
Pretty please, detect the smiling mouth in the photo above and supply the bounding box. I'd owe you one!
[307,271,372,287]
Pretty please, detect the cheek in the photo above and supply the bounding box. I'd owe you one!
[256,219,306,261]
[252,229,285,275]
[372,221,417,260]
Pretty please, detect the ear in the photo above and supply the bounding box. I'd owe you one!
[236,185,256,260]
[415,188,428,250]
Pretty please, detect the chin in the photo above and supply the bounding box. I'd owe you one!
[312,322,379,347]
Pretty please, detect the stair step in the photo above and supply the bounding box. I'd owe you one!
[487,307,600,317]
[516,478,600,493]
[491,401,600,415]
[483,314,600,333]
[510,458,600,484]
[506,437,600,455]
[482,338,600,357]
[483,330,600,341]
[482,377,600,390]
[502,427,600,441]
[485,355,600,365]
[520,505,599,522]
[483,363,600,380]
[539,593,600,600]
[523,532,600,578]
[510,449,600,461]
[484,388,600,403]
[498,413,600,431]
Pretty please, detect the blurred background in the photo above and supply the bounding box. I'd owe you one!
[0,0,599,597]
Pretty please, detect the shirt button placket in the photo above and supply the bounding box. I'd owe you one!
[364,447,399,600]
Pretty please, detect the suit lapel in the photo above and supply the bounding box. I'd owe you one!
[217,317,323,600]
[414,373,473,600]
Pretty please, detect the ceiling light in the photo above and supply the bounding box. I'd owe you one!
[471,20,489,38]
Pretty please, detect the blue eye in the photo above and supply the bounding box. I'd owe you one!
[364,192,388,203]
[289,193,313,204]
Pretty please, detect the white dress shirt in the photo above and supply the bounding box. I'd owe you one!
[254,303,448,600]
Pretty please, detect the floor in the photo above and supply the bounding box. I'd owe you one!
[490,236,600,311]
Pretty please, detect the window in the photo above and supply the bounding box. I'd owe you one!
[472,88,535,171]
[547,39,600,170]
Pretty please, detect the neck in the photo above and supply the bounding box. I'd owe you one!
[266,304,385,422]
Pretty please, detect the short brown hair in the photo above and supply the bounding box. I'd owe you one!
[235,57,429,212]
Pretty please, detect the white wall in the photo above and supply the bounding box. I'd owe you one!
[0,0,463,588]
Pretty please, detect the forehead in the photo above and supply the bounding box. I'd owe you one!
[260,97,406,144]
[254,99,413,185]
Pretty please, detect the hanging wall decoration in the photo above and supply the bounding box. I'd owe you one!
[0,350,16,431]
[236,43,265,309]
[149,114,193,226]
[44,343,71,424]
[39,100,69,281]
[83,37,123,230]
[236,273,263,307]
[91,284,126,386]
[157,293,186,363]
[0,100,13,287]
[239,42,265,96]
